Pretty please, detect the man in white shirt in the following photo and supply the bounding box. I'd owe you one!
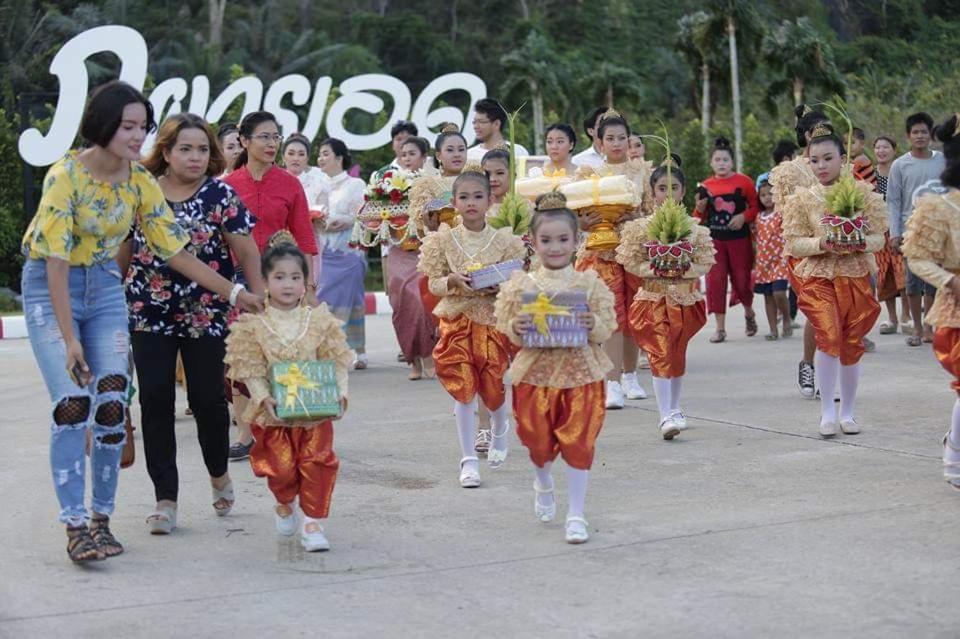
[373,120,419,178]
[466,98,528,161]
[572,106,607,169]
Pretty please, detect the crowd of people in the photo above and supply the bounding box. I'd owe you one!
[18,79,960,564]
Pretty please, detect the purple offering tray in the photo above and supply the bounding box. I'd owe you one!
[520,291,590,349]
[468,259,525,290]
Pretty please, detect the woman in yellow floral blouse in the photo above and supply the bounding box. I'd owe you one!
[20,81,262,564]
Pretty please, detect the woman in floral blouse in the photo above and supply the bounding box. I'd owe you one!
[20,82,262,563]
[120,113,265,535]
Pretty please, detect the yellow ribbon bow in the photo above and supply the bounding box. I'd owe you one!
[275,363,319,414]
[519,292,571,336]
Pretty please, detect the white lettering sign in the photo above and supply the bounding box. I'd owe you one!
[18,25,486,166]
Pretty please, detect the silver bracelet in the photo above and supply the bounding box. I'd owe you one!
[229,283,245,306]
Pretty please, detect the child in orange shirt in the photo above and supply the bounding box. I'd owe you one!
[752,174,792,340]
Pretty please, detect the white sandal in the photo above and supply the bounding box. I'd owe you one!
[146,505,177,535]
[212,480,235,517]
[459,456,481,488]
[660,416,680,441]
[943,434,960,490]
[534,480,556,522]
[488,422,509,469]
[565,516,590,544]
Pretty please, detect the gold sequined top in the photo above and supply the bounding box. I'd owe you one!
[408,171,456,235]
[417,223,528,325]
[782,180,887,279]
[902,188,960,328]
[616,220,715,306]
[494,266,615,388]
[224,305,353,427]
[769,156,816,211]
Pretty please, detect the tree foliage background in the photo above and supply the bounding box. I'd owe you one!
[2,0,959,290]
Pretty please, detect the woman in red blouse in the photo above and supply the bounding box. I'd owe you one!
[223,110,319,459]
[694,137,760,343]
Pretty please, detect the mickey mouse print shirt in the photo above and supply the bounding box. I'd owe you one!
[698,173,759,242]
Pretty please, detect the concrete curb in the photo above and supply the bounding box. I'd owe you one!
[0,292,394,340]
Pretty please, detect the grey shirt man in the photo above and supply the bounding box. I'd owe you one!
[887,149,945,238]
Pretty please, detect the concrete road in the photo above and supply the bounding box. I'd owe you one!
[1,314,958,638]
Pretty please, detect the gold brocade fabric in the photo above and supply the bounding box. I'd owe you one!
[512,380,605,470]
[933,327,960,394]
[407,171,456,235]
[628,297,707,378]
[223,305,354,427]
[902,189,960,328]
[794,274,880,365]
[433,315,511,409]
[782,181,887,279]
[573,253,641,333]
[769,156,816,210]
[250,423,338,518]
[616,220,715,306]
[417,223,527,326]
[494,266,616,389]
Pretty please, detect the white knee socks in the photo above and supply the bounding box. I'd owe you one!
[490,402,510,456]
[566,467,589,519]
[534,462,555,509]
[454,398,478,458]
[670,377,683,412]
[652,377,672,420]
[839,362,861,423]
[947,400,960,463]
[814,350,840,425]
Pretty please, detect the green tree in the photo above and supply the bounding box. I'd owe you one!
[499,30,566,154]
[0,109,25,289]
[763,17,845,111]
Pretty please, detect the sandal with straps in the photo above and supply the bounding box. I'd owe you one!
[565,516,590,544]
[745,313,758,337]
[488,422,509,469]
[534,480,556,522]
[67,526,105,564]
[212,479,235,517]
[459,456,481,488]
[89,517,124,557]
[943,433,960,490]
[146,505,177,535]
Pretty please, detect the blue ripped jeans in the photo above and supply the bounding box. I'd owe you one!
[22,259,130,527]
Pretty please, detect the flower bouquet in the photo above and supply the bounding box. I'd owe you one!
[352,169,418,249]
[821,174,868,253]
[643,200,695,278]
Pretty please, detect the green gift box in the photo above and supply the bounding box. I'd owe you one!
[270,360,341,421]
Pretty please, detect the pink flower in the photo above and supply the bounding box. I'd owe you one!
[208,260,220,271]
[200,293,213,305]
[132,301,144,312]
[191,230,210,245]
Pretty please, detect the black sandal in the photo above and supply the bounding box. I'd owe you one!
[90,518,124,557]
[745,313,758,337]
[67,526,105,564]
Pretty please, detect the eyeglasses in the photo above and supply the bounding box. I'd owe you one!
[473,118,491,125]
[250,133,283,143]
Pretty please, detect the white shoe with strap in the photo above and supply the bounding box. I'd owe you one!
[533,480,556,522]
[459,456,481,488]
[565,516,590,544]
[488,422,509,469]
[943,433,960,490]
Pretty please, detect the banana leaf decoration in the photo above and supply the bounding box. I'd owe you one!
[488,104,532,236]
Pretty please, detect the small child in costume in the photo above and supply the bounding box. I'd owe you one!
[752,174,792,340]
[417,170,527,488]
[616,160,716,440]
[224,234,353,551]
[495,191,616,544]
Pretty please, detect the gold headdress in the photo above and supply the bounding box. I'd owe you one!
[810,122,834,139]
[440,122,460,134]
[461,160,484,175]
[599,107,622,122]
[267,230,297,248]
[536,190,568,212]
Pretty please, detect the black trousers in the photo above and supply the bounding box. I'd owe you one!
[131,332,230,502]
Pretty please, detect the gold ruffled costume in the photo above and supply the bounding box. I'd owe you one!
[783,180,887,364]
[407,170,457,236]
[902,188,960,393]
[224,305,353,518]
[616,220,715,377]
[418,223,527,409]
[494,265,616,469]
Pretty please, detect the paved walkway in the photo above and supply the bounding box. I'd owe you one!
[1,314,958,638]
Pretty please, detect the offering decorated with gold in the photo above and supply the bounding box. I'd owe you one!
[643,199,696,278]
[519,290,589,349]
[352,169,418,249]
[516,169,574,202]
[270,360,342,420]
[560,174,639,251]
[820,173,869,254]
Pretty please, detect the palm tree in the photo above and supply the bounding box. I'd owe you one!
[763,17,845,110]
[676,10,726,138]
[500,31,566,153]
[705,0,765,172]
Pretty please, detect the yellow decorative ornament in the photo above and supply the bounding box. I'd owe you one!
[465,262,485,273]
[379,209,392,220]
[386,174,410,191]
[519,291,571,336]
[274,363,319,413]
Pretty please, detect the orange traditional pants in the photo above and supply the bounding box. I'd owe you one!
[575,253,641,335]
[934,327,960,395]
[629,298,707,378]
[794,274,880,365]
[250,423,339,518]
[512,381,606,470]
[434,315,510,410]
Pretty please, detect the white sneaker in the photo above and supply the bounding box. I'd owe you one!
[620,372,648,399]
[275,507,298,536]
[660,415,681,440]
[819,421,840,438]
[671,410,688,431]
[605,380,625,409]
[300,518,330,552]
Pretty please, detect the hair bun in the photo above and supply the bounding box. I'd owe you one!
[794,104,813,121]
[714,137,731,150]
[934,114,960,144]
[440,122,460,134]
[267,230,297,248]
[661,153,682,169]
[535,190,568,212]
